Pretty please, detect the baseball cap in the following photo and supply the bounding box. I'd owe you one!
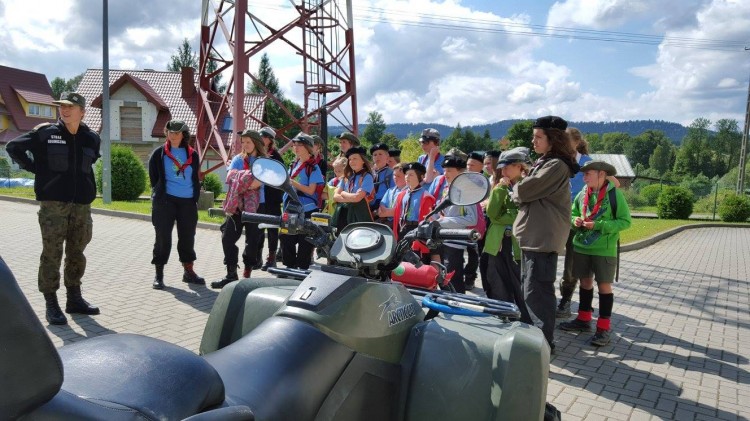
[53,92,86,108]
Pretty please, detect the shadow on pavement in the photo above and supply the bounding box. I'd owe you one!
[551,312,746,420]
[47,316,118,346]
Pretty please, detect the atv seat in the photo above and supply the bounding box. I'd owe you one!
[0,256,250,420]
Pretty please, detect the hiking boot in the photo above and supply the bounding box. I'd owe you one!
[559,318,592,332]
[590,328,612,347]
[242,267,252,279]
[44,293,68,325]
[65,286,100,315]
[261,258,276,271]
[211,267,238,289]
[182,262,205,285]
[153,264,165,290]
[464,277,476,291]
[556,299,572,318]
[252,260,263,270]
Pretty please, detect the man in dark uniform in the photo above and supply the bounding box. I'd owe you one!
[6,92,101,325]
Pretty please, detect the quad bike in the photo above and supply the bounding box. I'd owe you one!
[0,158,557,421]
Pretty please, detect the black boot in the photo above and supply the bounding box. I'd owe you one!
[182,262,205,285]
[44,293,67,325]
[261,256,276,271]
[556,298,572,319]
[153,264,165,290]
[65,286,100,315]
[211,266,238,289]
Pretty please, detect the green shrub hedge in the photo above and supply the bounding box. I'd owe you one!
[95,145,147,200]
[656,186,694,219]
[718,193,750,222]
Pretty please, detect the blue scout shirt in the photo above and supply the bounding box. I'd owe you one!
[229,154,265,203]
[570,153,592,202]
[399,186,429,223]
[285,160,325,213]
[418,153,444,175]
[343,171,375,197]
[372,166,394,208]
[163,148,193,198]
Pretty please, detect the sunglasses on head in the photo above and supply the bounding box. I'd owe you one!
[420,137,437,143]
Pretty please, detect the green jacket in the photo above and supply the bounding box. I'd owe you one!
[483,184,520,259]
[571,181,632,257]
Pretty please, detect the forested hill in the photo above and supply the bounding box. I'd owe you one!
[331,119,688,144]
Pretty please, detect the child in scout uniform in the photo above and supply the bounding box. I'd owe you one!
[392,162,436,260]
[559,160,631,346]
[332,146,375,232]
[484,147,532,324]
[377,163,407,225]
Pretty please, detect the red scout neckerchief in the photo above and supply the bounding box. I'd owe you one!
[582,182,608,222]
[164,141,193,177]
[242,154,255,170]
[347,170,368,193]
[290,157,316,179]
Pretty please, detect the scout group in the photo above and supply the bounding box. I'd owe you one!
[7,92,631,350]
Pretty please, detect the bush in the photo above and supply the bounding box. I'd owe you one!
[621,188,644,208]
[202,172,223,197]
[656,186,694,219]
[693,188,734,214]
[0,157,10,178]
[679,173,713,199]
[95,145,147,200]
[718,193,750,222]
[639,184,663,206]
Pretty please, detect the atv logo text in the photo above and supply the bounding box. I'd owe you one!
[388,303,418,327]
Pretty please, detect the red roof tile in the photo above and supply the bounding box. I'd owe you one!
[77,69,265,140]
[12,88,55,105]
[0,65,57,138]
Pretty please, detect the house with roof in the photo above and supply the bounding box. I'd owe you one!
[589,153,636,188]
[75,67,265,177]
[0,65,58,170]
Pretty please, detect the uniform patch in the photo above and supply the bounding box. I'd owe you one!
[47,138,66,144]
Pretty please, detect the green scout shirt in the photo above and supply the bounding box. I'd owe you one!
[571,181,632,257]
[483,184,521,259]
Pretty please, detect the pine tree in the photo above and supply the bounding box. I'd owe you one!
[167,38,198,72]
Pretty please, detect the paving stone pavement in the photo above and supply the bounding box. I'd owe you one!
[1,199,749,421]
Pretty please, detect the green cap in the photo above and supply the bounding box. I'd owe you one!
[238,129,262,142]
[53,92,86,108]
[581,160,617,176]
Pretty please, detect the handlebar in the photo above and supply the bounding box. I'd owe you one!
[437,228,479,241]
[241,213,283,226]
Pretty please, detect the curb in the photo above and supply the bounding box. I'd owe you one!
[3,195,748,251]
[0,195,222,231]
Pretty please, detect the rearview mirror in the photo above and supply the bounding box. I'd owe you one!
[449,172,489,206]
[251,158,287,187]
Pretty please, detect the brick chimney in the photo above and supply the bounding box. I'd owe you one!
[181,66,196,98]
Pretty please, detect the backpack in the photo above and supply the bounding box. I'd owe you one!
[467,203,487,240]
[291,159,326,210]
[608,187,620,282]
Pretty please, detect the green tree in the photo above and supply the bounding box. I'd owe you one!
[626,130,667,168]
[380,133,400,149]
[649,143,674,174]
[442,125,494,154]
[362,111,386,147]
[399,137,422,163]
[247,53,302,138]
[0,157,10,178]
[600,132,629,154]
[714,118,741,172]
[505,120,535,158]
[674,118,714,177]
[50,73,84,100]
[167,38,198,71]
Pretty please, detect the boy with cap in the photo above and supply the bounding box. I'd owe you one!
[392,162,435,250]
[559,161,631,346]
[418,128,444,183]
[369,143,393,215]
[387,149,401,169]
[6,92,101,325]
[463,150,487,289]
[337,131,360,157]
[378,163,407,225]
[429,148,478,293]
[484,147,533,323]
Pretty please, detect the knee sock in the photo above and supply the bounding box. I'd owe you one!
[597,292,614,330]
[577,287,594,321]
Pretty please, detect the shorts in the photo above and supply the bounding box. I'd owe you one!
[572,252,616,283]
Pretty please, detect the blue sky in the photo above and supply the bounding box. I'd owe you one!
[1,0,748,128]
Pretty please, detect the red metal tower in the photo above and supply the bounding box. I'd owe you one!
[196,0,358,167]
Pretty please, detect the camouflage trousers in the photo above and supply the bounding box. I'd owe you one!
[37,201,93,294]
